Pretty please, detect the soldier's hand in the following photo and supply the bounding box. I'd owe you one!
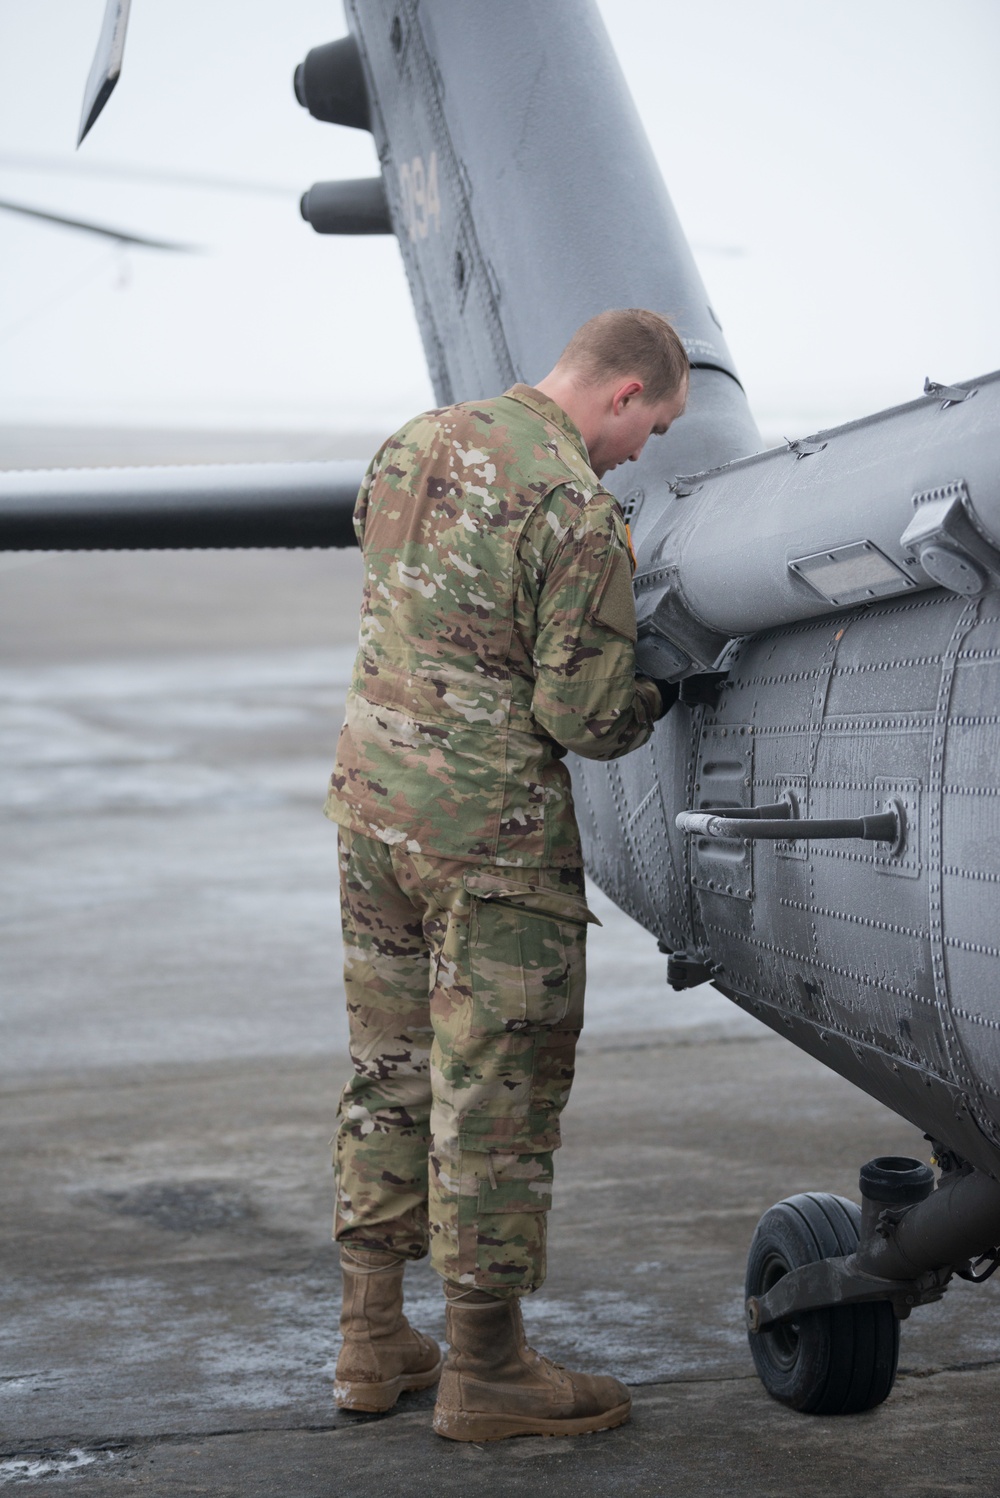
[641,678,680,717]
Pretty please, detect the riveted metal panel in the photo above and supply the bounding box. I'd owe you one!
[691,724,754,901]
[685,588,1000,1176]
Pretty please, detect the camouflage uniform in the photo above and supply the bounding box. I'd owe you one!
[326,384,663,1294]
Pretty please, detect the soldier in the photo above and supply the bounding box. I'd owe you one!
[324,308,688,1441]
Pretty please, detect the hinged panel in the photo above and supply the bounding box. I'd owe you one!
[691,723,754,901]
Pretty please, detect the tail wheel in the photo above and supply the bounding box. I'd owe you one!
[745,1191,900,1414]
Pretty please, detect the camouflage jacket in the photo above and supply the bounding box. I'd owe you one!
[324,384,663,866]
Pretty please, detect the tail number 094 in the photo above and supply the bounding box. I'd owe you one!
[399,152,441,241]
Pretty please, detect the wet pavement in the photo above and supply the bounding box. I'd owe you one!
[2,547,999,1495]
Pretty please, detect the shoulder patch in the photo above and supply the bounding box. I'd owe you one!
[588,546,638,642]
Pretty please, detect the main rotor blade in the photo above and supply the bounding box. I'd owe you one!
[78,0,133,147]
[0,152,297,199]
[0,198,196,252]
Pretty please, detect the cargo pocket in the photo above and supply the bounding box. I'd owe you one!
[463,871,598,1037]
[474,1148,554,1215]
[455,1145,555,1292]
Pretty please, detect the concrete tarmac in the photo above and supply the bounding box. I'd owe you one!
[2,547,999,1496]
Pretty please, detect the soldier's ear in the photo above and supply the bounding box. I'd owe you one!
[611,380,644,415]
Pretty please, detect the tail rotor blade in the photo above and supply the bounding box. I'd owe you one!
[77,0,133,147]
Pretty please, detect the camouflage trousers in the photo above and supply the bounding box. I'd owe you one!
[334,827,595,1297]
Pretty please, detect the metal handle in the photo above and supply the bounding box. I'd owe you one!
[675,808,900,844]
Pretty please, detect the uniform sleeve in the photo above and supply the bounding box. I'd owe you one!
[351,445,384,549]
[527,495,665,760]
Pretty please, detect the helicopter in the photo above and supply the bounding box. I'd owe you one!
[2,0,999,1420]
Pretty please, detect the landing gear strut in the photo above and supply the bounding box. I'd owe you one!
[745,1151,1000,1415]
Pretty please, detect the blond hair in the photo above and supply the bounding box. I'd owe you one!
[557,308,689,403]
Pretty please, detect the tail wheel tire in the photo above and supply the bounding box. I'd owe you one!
[745,1191,900,1415]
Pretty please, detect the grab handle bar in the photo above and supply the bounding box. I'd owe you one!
[675,809,900,843]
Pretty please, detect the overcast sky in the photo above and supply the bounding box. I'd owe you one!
[0,0,997,441]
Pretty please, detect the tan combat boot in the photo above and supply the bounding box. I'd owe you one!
[334,1246,442,1412]
[432,1285,631,1441]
